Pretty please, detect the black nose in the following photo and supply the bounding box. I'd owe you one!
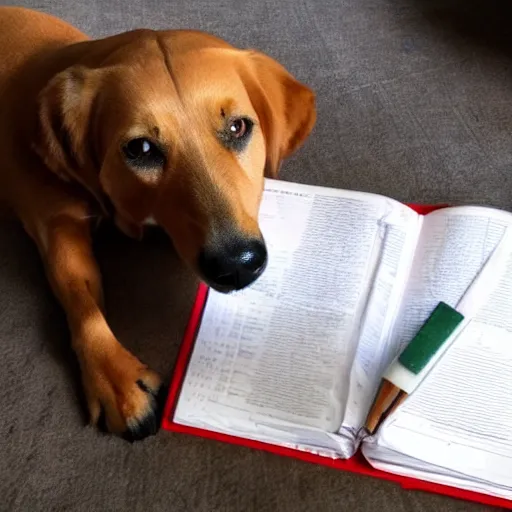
[198,237,268,292]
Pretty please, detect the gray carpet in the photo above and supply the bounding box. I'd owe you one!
[1,0,512,510]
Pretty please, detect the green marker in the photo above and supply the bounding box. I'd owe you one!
[383,302,464,394]
[365,302,464,434]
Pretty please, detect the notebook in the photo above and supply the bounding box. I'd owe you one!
[162,178,512,509]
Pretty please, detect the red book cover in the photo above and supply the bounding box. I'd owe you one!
[161,203,511,510]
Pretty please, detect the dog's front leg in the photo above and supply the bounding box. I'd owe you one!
[28,210,162,440]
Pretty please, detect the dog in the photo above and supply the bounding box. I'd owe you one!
[0,6,316,440]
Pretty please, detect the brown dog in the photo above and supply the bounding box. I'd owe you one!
[0,6,316,440]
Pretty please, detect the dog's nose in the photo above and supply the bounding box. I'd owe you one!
[198,237,268,292]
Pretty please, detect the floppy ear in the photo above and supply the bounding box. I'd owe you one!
[240,51,316,178]
[33,66,107,211]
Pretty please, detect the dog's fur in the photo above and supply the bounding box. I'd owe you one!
[0,6,315,440]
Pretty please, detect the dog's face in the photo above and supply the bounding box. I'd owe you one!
[35,30,316,292]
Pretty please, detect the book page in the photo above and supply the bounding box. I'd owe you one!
[342,220,421,431]
[361,443,512,500]
[364,207,512,493]
[174,179,420,444]
[382,206,512,369]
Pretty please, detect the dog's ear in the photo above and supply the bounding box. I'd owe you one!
[240,51,316,178]
[33,66,107,209]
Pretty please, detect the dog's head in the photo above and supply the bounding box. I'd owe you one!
[34,29,316,292]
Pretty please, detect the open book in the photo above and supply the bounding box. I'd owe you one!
[162,179,512,507]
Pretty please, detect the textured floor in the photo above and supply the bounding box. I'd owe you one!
[2,0,512,510]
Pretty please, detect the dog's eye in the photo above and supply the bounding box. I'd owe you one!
[221,117,253,151]
[122,138,165,168]
[229,118,248,138]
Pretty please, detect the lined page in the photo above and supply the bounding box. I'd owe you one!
[367,207,512,491]
[384,207,512,366]
[174,180,419,435]
[343,220,421,430]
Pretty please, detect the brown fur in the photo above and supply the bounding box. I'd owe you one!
[0,6,316,439]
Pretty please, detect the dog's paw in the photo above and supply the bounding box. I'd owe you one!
[80,346,165,441]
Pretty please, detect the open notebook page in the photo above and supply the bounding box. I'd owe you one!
[343,218,421,431]
[349,205,512,432]
[173,179,419,457]
[362,206,512,498]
